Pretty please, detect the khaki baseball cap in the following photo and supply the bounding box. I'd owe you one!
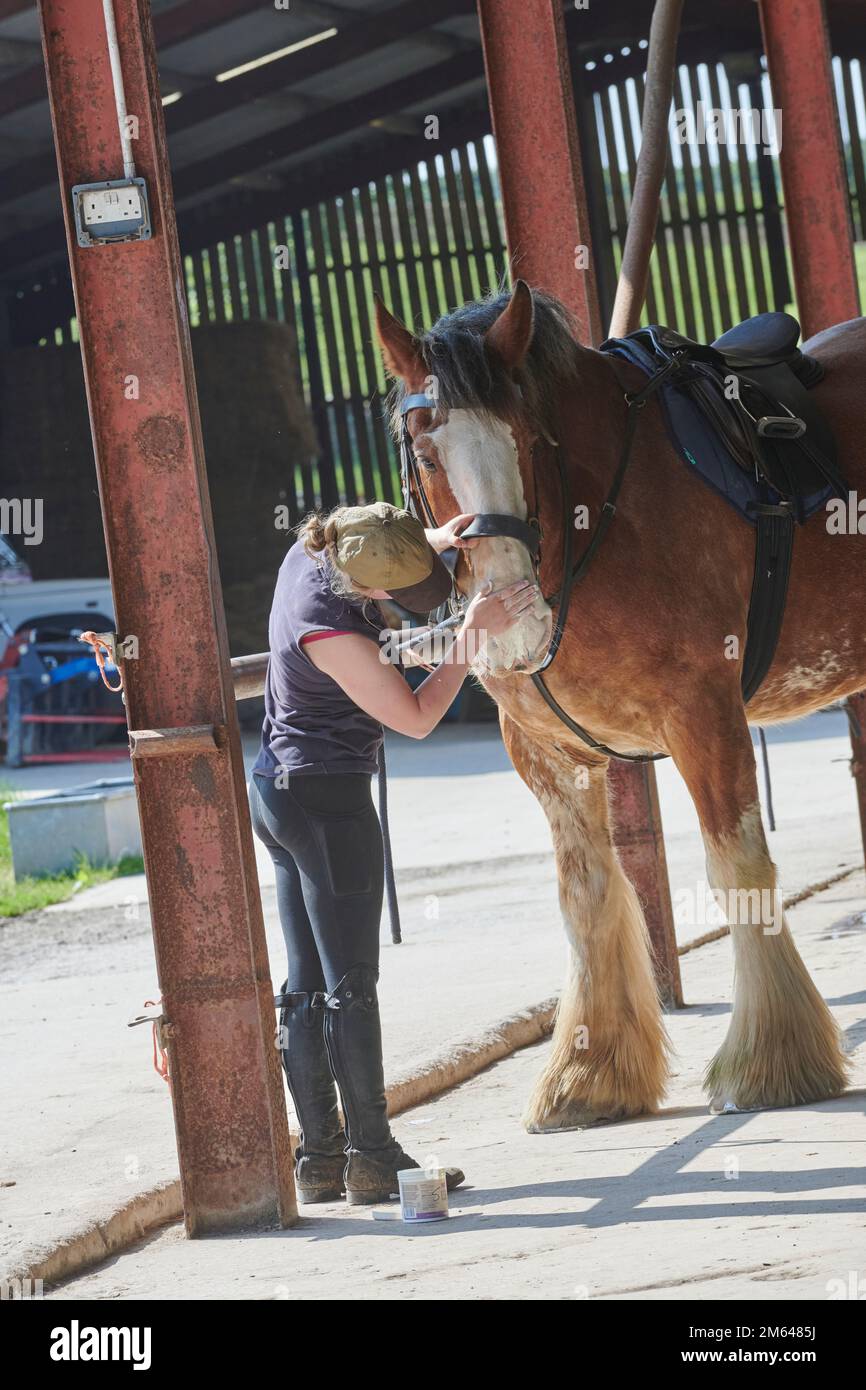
[334,501,453,614]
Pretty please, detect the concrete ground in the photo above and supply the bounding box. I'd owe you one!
[43,869,866,1301]
[3,706,861,905]
[1,708,863,1291]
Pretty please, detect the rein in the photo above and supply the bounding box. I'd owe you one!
[399,359,680,762]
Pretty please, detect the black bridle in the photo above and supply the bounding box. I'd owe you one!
[398,361,680,761]
[399,393,542,558]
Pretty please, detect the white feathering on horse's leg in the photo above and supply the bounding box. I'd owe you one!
[524,864,670,1132]
[498,726,670,1132]
[702,806,849,1112]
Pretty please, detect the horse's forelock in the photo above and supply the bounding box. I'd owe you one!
[387,289,581,439]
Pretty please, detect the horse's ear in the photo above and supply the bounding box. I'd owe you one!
[374,294,423,380]
[485,279,534,372]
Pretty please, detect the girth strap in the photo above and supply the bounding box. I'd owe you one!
[740,504,795,704]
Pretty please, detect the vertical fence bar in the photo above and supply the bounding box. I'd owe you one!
[292,209,339,507]
[457,144,490,295]
[309,203,352,497]
[325,198,377,503]
[748,76,791,311]
[426,155,459,309]
[840,60,866,241]
[572,74,618,326]
[675,69,715,338]
[408,162,443,321]
[472,138,508,289]
[343,187,395,499]
[391,169,425,330]
[706,63,751,322]
[691,69,731,332]
[256,225,280,320]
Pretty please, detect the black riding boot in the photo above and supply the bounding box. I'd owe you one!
[322,965,465,1205]
[276,984,348,1204]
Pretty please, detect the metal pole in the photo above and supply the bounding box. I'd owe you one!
[608,0,684,339]
[847,693,866,861]
[476,0,682,1006]
[37,0,296,1234]
[758,0,866,864]
[758,0,859,334]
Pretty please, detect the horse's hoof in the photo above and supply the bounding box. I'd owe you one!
[709,1098,750,1116]
[524,1101,620,1133]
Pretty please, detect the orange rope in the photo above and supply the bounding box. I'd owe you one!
[144,999,170,1087]
[78,631,123,693]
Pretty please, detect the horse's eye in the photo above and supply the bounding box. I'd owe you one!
[415,455,436,473]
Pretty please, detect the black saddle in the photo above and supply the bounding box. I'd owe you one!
[647,312,842,519]
[713,309,803,368]
[602,311,848,709]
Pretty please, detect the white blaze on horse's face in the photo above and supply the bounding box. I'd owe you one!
[430,408,553,674]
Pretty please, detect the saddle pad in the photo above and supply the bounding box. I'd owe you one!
[601,328,837,524]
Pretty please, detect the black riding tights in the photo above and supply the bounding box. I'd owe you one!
[249,771,384,994]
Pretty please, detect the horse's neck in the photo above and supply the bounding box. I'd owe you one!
[536,348,627,587]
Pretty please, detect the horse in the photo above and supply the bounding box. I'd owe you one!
[375,280,864,1132]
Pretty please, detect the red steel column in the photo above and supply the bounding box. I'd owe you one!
[759,0,859,335]
[847,692,866,860]
[759,0,866,863]
[38,0,296,1233]
[477,0,682,1005]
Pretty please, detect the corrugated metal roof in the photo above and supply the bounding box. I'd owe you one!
[0,0,859,280]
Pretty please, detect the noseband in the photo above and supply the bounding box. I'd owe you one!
[398,367,678,761]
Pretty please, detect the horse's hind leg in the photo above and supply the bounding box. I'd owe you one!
[669,702,849,1111]
[501,714,670,1131]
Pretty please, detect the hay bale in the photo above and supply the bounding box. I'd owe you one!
[0,320,315,656]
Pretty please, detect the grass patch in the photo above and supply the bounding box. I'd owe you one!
[0,783,144,919]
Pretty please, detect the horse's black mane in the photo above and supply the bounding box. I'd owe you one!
[388,289,582,436]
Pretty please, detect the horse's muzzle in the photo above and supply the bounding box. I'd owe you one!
[481,603,553,676]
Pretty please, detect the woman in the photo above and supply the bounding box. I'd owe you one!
[249,499,537,1206]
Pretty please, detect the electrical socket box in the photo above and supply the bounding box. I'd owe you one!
[71,177,152,247]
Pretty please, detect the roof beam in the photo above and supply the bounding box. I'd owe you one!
[0,0,265,117]
[0,36,41,65]
[2,86,491,287]
[170,47,484,203]
[0,0,473,203]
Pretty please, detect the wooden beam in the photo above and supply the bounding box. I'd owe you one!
[171,48,484,203]
[0,0,265,117]
[0,0,474,204]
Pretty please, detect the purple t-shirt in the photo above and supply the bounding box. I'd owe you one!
[253,543,388,777]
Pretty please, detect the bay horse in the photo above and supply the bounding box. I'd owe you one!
[375,281,863,1132]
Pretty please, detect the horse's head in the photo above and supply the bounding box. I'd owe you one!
[376,281,556,675]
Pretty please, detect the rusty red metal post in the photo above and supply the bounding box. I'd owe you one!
[37,0,296,1233]
[759,0,866,864]
[477,0,682,1005]
[847,693,866,856]
[759,0,859,335]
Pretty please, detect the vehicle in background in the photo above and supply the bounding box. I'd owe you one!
[0,536,119,764]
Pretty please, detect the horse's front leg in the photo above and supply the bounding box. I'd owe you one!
[668,699,849,1112]
[501,714,670,1131]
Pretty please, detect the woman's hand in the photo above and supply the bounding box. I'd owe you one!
[461,579,539,639]
[426,514,479,554]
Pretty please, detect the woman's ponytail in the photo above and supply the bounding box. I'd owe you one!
[297,509,341,558]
